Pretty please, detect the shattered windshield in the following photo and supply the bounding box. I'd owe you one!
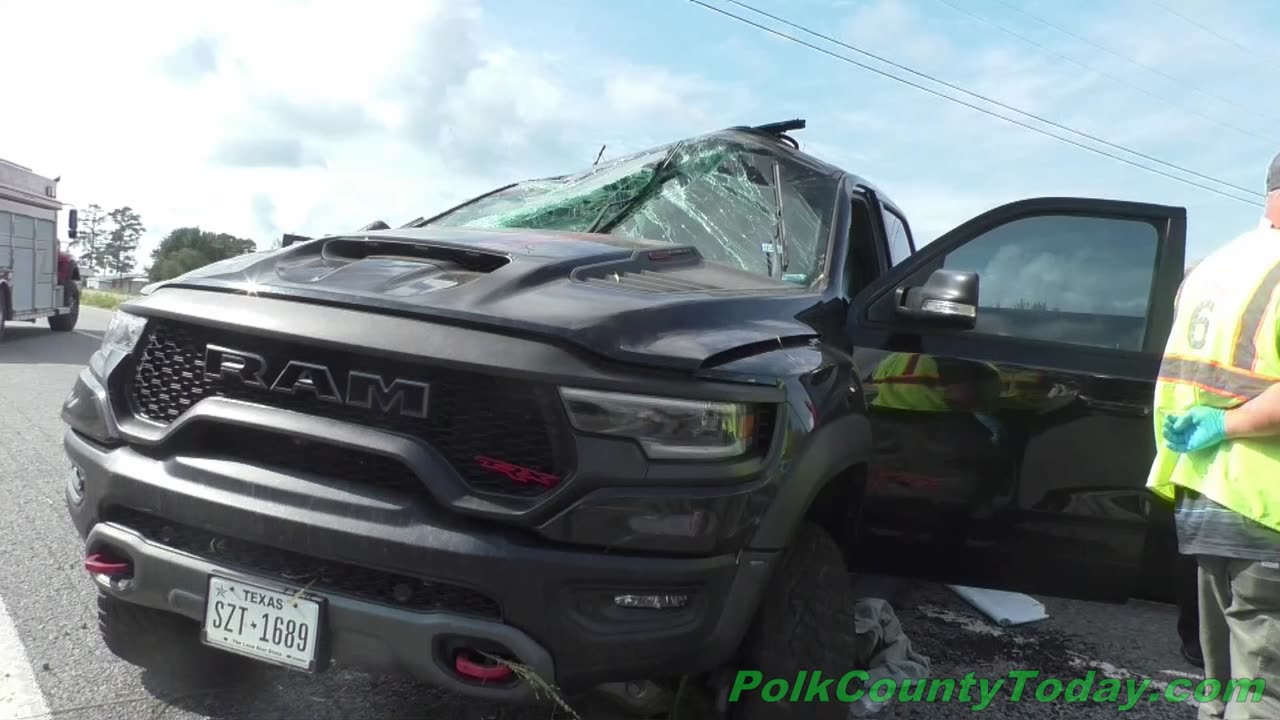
[423,134,840,287]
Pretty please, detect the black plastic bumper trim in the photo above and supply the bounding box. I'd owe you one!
[83,522,554,702]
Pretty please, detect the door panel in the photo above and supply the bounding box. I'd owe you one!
[35,219,55,309]
[0,211,10,271]
[13,247,35,311]
[846,198,1185,602]
[10,213,37,311]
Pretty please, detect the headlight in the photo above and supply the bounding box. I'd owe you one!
[101,311,148,352]
[560,388,760,461]
[88,310,147,379]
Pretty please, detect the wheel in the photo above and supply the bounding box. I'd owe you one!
[48,283,79,332]
[96,590,254,680]
[726,523,860,720]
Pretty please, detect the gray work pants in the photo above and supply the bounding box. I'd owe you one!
[1197,555,1280,719]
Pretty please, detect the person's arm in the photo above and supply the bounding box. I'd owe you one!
[1225,383,1280,439]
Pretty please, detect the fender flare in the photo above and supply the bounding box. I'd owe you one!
[747,411,873,550]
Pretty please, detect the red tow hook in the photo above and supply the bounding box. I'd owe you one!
[454,651,515,683]
[84,552,132,578]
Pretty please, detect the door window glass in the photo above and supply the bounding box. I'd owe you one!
[881,208,912,265]
[942,214,1159,351]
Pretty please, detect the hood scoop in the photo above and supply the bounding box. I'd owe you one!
[317,237,510,271]
[273,236,511,296]
[570,246,795,294]
[578,267,720,293]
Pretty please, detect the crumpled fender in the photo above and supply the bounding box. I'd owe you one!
[748,411,872,550]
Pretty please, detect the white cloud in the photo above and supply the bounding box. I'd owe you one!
[0,0,742,273]
[839,0,952,66]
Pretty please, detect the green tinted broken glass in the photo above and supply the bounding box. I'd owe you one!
[427,134,836,285]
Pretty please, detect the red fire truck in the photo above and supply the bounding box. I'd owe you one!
[0,158,82,341]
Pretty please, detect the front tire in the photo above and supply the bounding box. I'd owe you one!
[728,523,860,720]
[48,284,79,332]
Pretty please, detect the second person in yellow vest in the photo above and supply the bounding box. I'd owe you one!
[1147,151,1280,720]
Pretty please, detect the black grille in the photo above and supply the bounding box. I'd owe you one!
[109,508,501,618]
[128,320,573,498]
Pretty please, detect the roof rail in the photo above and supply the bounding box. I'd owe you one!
[751,119,806,135]
[738,119,806,150]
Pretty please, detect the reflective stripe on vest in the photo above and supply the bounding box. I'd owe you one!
[1233,258,1280,370]
[1157,355,1280,402]
[872,353,942,387]
[1156,257,1280,401]
[870,353,949,411]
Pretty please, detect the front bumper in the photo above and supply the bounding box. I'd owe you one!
[64,428,778,695]
[81,520,556,702]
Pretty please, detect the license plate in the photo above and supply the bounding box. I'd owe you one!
[202,575,323,672]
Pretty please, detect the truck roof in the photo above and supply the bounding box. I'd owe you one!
[0,157,61,211]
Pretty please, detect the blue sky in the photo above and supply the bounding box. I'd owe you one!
[2,0,1276,266]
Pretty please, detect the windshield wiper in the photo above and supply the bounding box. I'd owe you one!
[586,143,684,234]
[766,160,788,279]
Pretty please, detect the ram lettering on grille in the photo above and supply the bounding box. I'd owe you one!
[203,344,430,419]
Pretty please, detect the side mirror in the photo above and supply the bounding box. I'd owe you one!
[281,233,312,248]
[67,208,78,239]
[894,268,978,328]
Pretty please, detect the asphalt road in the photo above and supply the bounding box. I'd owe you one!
[0,306,1201,719]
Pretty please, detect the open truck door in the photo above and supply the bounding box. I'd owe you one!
[846,197,1186,603]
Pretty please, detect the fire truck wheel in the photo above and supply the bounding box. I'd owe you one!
[48,284,80,332]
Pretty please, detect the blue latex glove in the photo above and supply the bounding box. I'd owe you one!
[1163,407,1228,453]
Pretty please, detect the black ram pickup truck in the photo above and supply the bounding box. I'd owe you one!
[59,120,1186,719]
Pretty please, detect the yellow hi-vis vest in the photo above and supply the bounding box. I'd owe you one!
[870,353,949,412]
[1146,219,1280,533]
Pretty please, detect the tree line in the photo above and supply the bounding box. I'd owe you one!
[69,204,261,283]
[70,204,145,277]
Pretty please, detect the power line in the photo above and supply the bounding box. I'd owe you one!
[691,0,1262,207]
[1147,0,1280,67]
[984,0,1280,127]
[719,0,1261,200]
[932,0,1275,147]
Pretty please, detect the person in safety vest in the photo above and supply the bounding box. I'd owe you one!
[1147,152,1280,720]
[869,353,1001,413]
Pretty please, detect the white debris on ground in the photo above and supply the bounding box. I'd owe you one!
[850,576,1200,719]
[946,585,1049,627]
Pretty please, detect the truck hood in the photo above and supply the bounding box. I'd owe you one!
[143,227,832,371]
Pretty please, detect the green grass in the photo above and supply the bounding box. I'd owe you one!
[80,289,135,311]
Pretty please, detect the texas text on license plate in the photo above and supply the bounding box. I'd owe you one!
[202,575,324,672]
